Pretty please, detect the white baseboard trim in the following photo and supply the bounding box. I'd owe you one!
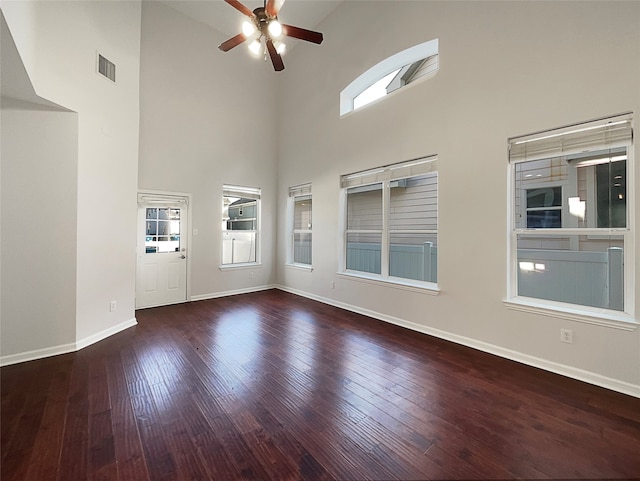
[0,342,78,367]
[0,317,138,367]
[191,284,276,302]
[75,318,138,351]
[276,285,640,398]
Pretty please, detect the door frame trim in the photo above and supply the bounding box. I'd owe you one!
[137,189,193,308]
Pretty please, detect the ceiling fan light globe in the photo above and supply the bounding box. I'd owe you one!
[242,20,256,37]
[268,20,283,38]
[275,41,286,55]
[248,39,262,56]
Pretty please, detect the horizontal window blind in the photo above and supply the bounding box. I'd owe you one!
[223,185,261,200]
[341,155,437,188]
[289,183,312,199]
[509,113,633,163]
[138,193,188,206]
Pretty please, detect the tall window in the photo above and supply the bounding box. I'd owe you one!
[288,184,312,266]
[341,156,438,286]
[508,113,633,314]
[221,185,261,265]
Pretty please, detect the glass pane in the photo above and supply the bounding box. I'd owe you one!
[346,232,381,274]
[347,184,382,230]
[389,233,437,282]
[515,148,628,230]
[158,221,169,236]
[293,233,312,265]
[526,209,562,228]
[145,207,181,253]
[294,198,312,230]
[146,220,157,235]
[515,158,567,229]
[517,234,624,311]
[389,173,437,231]
[221,231,256,264]
[526,186,562,208]
[596,159,626,228]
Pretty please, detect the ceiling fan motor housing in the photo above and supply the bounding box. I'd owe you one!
[253,7,274,37]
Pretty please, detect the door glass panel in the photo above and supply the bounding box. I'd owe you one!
[145,207,181,253]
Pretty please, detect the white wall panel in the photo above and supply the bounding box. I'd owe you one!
[275,1,640,391]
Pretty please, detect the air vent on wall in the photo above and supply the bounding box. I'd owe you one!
[97,53,116,83]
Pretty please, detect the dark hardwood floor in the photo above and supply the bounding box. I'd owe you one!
[2,289,639,481]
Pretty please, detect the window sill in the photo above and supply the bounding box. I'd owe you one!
[503,297,638,331]
[285,263,313,272]
[219,262,262,271]
[338,271,439,295]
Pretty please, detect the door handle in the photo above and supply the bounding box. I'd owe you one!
[180,254,186,259]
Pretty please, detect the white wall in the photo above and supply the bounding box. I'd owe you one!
[276,1,640,394]
[138,1,278,299]
[1,0,141,359]
[1,98,78,359]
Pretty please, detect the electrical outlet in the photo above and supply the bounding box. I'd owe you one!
[110,300,117,312]
[249,271,255,279]
[560,328,573,344]
[330,281,335,289]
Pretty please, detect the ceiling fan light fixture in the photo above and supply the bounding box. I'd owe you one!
[275,40,286,55]
[219,0,324,71]
[241,19,256,36]
[248,38,262,56]
[267,19,283,38]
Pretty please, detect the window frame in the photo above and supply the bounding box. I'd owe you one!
[340,39,439,117]
[287,183,313,269]
[339,156,439,292]
[220,184,261,268]
[505,113,637,327]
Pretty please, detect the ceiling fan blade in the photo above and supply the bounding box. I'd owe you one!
[282,24,324,44]
[265,0,285,17]
[224,0,254,18]
[218,33,248,52]
[266,39,285,71]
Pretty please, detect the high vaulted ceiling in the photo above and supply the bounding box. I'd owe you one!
[161,0,343,37]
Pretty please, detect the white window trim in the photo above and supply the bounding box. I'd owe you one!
[287,184,312,268]
[286,263,313,272]
[219,262,263,271]
[338,271,439,295]
[220,184,261,268]
[339,157,438,290]
[503,297,638,331]
[340,39,439,117]
[506,114,636,325]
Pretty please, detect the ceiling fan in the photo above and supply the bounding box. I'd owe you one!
[218,0,324,71]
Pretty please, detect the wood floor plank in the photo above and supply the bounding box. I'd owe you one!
[3,289,640,481]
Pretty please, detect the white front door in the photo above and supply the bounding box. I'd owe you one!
[136,194,188,309]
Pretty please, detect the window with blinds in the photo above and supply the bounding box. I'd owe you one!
[288,183,312,266]
[341,156,438,286]
[221,185,261,266]
[508,113,634,315]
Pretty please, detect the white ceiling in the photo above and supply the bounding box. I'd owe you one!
[161,0,343,38]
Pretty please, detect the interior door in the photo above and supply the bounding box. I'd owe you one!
[136,195,188,309]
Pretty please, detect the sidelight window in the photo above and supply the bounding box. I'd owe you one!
[288,183,312,266]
